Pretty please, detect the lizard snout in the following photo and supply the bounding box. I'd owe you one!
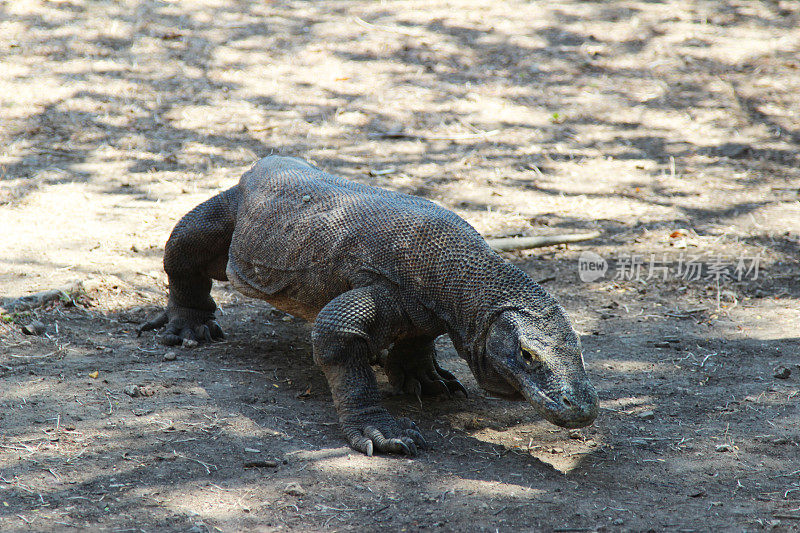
[542,381,599,428]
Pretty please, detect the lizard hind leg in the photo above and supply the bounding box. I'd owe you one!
[139,187,237,346]
[385,338,468,400]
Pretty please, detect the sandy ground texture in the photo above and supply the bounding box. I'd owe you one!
[2,0,800,531]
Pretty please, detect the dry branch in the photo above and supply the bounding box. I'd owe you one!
[486,231,601,252]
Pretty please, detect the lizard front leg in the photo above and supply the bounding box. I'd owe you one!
[139,187,238,345]
[312,286,427,456]
[385,337,468,400]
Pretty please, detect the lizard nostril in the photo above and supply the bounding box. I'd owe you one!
[560,395,573,409]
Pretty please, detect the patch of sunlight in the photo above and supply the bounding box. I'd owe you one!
[134,482,258,520]
[433,478,548,499]
[0,378,66,402]
[289,446,406,474]
[601,395,655,412]
[593,358,675,373]
[535,453,589,474]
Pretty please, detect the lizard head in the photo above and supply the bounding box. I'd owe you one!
[472,309,598,428]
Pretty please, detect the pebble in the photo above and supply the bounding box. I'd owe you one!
[715,444,733,452]
[638,410,655,420]
[182,338,199,349]
[301,195,311,202]
[284,482,306,496]
[21,320,46,336]
[124,385,140,397]
[774,366,791,379]
[164,351,177,361]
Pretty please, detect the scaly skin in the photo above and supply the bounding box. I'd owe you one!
[140,156,599,456]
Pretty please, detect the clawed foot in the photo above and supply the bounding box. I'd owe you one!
[387,353,468,400]
[341,408,427,456]
[138,307,224,346]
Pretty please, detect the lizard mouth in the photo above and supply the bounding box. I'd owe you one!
[516,376,599,429]
[478,361,598,428]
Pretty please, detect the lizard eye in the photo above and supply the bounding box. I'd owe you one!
[520,348,541,369]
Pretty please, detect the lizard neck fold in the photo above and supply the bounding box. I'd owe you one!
[444,258,560,366]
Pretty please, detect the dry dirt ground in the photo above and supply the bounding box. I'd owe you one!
[1,1,799,531]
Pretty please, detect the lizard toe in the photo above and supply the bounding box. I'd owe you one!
[209,322,225,340]
[345,432,375,457]
[179,327,198,343]
[195,324,213,342]
[138,312,168,336]
[397,417,428,448]
[160,333,183,346]
[445,378,469,398]
[363,426,417,456]
[403,378,423,400]
[421,376,451,397]
[433,362,458,382]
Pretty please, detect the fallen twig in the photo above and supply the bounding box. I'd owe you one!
[665,308,708,318]
[173,450,217,474]
[486,231,601,252]
[219,368,264,374]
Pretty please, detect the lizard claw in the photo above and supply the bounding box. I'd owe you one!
[341,410,426,457]
[398,417,428,449]
[139,307,224,346]
[447,379,469,398]
[138,312,168,336]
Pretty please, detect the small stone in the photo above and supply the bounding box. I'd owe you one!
[21,320,46,336]
[653,341,671,348]
[715,444,733,452]
[281,316,292,322]
[301,195,311,202]
[586,439,598,447]
[568,429,583,440]
[123,385,140,397]
[638,410,655,420]
[774,366,791,379]
[548,447,564,454]
[284,482,306,496]
[182,338,199,349]
[688,488,706,498]
[164,351,177,361]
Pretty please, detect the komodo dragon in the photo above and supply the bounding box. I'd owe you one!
[140,156,599,456]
